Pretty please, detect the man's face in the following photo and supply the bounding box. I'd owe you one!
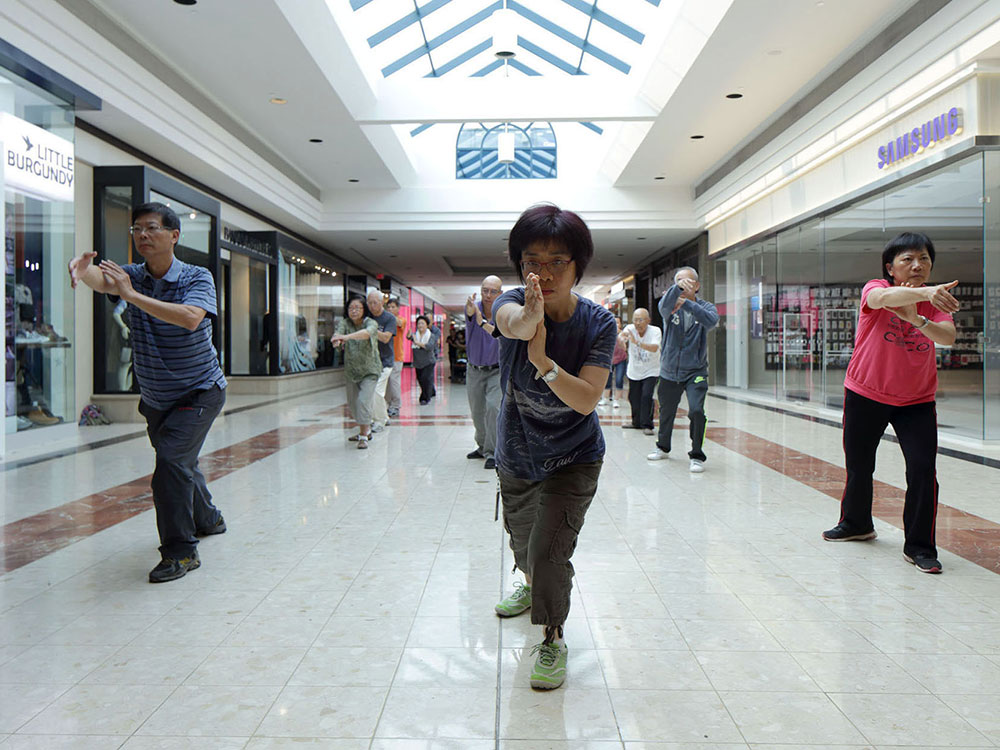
[633,311,650,334]
[481,280,502,310]
[676,270,700,299]
[131,212,178,260]
[386,301,399,317]
[368,295,384,316]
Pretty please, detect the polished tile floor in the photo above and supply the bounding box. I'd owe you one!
[1,368,999,749]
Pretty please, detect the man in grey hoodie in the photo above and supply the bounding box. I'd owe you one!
[647,267,719,472]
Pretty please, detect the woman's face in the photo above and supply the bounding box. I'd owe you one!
[416,319,428,333]
[348,300,364,322]
[521,241,576,305]
[887,247,933,286]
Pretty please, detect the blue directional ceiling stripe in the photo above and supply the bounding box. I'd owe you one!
[517,36,580,75]
[508,58,542,76]
[350,0,376,9]
[382,1,502,77]
[368,0,452,47]
[429,39,492,77]
[471,59,504,77]
[410,123,435,136]
[560,0,644,44]
[507,0,630,74]
[579,121,604,134]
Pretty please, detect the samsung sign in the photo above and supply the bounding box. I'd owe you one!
[0,113,74,202]
[876,107,961,170]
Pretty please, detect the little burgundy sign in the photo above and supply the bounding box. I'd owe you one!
[0,113,74,202]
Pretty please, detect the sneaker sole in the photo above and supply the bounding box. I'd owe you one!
[495,604,531,617]
[530,675,565,689]
[823,530,877,542]
[903,554,942,573]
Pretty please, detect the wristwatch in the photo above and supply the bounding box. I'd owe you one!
[916,315,930,329]
[542,362,560,383]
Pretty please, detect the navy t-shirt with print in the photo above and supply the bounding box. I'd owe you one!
[373,309,396,368]
[492,288,617,481]
[115,259,227,410]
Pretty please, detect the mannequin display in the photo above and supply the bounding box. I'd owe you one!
[113,299,133,390]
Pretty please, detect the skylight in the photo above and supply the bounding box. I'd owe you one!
[347,0,663,81]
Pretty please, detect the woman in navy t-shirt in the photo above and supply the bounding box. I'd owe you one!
[491,204,616,690]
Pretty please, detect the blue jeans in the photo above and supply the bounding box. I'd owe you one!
[138,386,226,559]
[606,360,626,391]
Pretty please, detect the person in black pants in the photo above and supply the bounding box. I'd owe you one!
[409,315,440,404]
[619,308,660,434]
[647,267,719,472]
[823,232,958,573]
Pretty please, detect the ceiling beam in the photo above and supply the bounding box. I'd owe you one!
[356,77,658,123]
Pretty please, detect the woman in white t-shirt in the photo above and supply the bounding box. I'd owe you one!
[619,308,661,432]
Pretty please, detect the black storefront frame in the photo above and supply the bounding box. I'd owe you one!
[220,228,279,377]
[92,166,221,394]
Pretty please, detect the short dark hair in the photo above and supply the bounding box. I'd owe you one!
[346,296,366,316]
[881,232,935,281]
[132,201,181,231]
[508,203,593,284]
[416,314,430,326]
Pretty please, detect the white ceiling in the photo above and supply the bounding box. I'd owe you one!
[78,0,922,307]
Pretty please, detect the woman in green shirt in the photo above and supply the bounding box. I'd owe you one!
[331,297,382,448]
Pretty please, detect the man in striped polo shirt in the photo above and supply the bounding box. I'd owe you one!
[68,202,228,583]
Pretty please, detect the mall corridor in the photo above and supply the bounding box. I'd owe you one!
[1,370,999,748]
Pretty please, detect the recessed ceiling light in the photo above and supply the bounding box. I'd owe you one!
[617,253,624,257]
[636,237,646,241]
[389,254,397,258]
[348,178,359,183]
[308,138,323,143]
[654,176,665,180]
[767,49,783,56]
[726,93,743,99]
[269,97,287,105]
[367,238,377,241]
[173,0,196,4]
[690,135,705,140]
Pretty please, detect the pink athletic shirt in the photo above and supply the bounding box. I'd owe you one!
[843,279,953,406]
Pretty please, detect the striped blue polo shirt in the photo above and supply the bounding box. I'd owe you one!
[115,258,227,410]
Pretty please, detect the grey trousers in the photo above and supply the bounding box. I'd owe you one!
[387,360,403,412]
[466,365,500,459]
[499,461,602,626]
[346,375,377,428]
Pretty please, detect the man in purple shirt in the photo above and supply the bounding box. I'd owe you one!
[465,275,502,469]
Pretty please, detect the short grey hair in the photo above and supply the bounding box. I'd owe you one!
[674,266,699,283]
[366,287,383,302]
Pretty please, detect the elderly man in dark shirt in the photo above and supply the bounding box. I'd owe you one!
[464,275,502,470]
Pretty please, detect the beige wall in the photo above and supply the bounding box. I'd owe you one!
[73,160,94,415]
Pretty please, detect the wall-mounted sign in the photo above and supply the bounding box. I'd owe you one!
[221,224,275,258]
[0,113,74,202]
[876,107,961,170]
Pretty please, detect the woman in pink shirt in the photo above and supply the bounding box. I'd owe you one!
[823,232,958,573]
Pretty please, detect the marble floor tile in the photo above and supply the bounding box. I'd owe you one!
[3,383,1000,748]
[18,683,174,736]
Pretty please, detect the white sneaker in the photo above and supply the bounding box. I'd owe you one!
[689,459,705,473]
[598,398,607,406]
[612,400,620,409]
[647,448,668,461]
[371,423,385,433]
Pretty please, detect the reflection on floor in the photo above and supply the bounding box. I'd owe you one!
[1,368,998,748]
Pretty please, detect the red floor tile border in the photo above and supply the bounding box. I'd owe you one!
[0,425,327,575]
[706,427,1000,574]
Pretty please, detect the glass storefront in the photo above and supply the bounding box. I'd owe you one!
[277,239,344,373]
[92,167,221,394]
[712,152,995,438]
[2,70,76,435]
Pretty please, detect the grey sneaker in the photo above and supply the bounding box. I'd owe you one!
[647,448,668,461]
[530,629,567,689]
[495,582,531,617]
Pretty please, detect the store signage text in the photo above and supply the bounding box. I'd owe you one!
[221,225,274,256]
[0,113,74,202]
[876,107,961,170]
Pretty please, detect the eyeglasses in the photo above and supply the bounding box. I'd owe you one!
[129,224,166,236]
[521,259,572,275]
[481,287,502,296]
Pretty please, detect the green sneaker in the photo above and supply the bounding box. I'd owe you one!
[529,637,567,690]
[495,582,532,617]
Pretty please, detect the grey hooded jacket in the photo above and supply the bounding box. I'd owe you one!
[657,284,719,382]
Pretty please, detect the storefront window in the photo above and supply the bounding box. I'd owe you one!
[277,249,344,372]
[2,72,76,434]
[228,252,270,375]
[712,152,989,438]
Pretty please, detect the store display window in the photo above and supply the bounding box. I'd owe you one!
[92,167,221,395]
[2,70,76,434]
[712,152,989,437]
[277,239,345,373]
